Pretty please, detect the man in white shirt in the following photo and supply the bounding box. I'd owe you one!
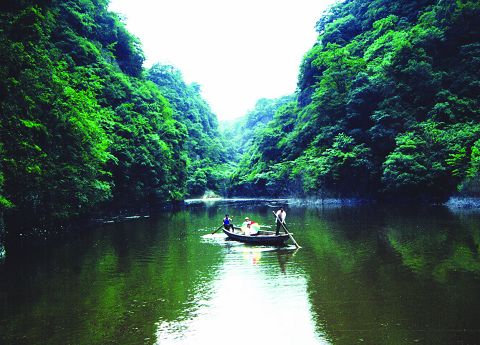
[275,207,286,235]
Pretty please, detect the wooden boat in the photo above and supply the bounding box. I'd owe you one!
[223,226,290,246]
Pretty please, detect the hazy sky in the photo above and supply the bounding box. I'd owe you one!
[108,0,336,120]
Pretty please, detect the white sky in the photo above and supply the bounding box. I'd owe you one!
[108,0,336,121]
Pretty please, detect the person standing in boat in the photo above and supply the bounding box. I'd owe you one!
[223,214,234,231]
[275,207,287,235]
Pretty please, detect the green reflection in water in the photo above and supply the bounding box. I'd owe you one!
[294,204,480,345]
[1,210,228,345]
[0,200,480,345]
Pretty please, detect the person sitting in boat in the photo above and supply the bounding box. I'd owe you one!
[241,217,251,234]
[249,221,260,236]
[242,217,260,236]
[223,214,234,232]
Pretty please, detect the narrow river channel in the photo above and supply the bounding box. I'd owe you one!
[1,199,480,345]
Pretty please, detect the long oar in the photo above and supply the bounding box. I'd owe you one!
[272,211,300,248]
[211,224,223,235]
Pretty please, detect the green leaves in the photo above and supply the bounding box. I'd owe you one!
[229,0,480,201]
[382,132,430,194]
[297,133,374,196]
[322,14,361,46]
[147,63,228,197]
[382,122,480,199]
[0,0,215,233]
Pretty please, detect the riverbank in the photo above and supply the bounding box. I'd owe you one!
[445,197,480,209]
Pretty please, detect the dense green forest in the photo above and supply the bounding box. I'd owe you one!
[146,64,232,196]
[0,0,228,246]
[230,0,480,201]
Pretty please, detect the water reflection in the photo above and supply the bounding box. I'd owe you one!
[155,244,325,345]
[295,204,480,345]
[0,200,479,345]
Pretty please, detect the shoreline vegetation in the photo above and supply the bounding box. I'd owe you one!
[1,0,480,258]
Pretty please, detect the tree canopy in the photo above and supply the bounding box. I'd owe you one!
[0,0,227,236]
[229,0,480,202]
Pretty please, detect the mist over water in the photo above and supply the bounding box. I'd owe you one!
[1,199,480,345]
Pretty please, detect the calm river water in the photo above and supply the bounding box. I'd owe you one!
[1,199,480,345]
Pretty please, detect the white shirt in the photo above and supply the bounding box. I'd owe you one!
[276,210,286,223]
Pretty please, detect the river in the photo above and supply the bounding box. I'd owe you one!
[1,199,480,345]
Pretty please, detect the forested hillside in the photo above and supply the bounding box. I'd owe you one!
[230,0,480,201]
[147,64,231,196]
[227,95,296,195]
[0,0,226,240]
